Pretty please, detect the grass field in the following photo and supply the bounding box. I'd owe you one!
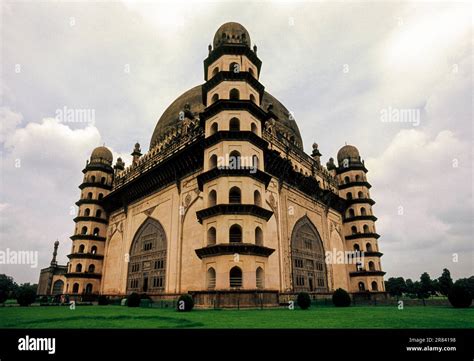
[0,305,472,328]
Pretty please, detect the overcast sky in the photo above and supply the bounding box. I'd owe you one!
[0,0,472,284]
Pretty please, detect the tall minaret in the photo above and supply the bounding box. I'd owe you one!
[50,240,59,266]
[335,145,385,293]
[195,23,274,290]
[66,146,113,296]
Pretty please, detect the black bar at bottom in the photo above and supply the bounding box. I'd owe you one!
[0,329,472,360]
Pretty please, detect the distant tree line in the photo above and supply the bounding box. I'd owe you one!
[0,274,38,306]
[385,269,473,306]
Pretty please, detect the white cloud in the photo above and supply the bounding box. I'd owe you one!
[368,129,472,280]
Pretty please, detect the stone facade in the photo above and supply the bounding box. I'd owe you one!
[38,23,385,304]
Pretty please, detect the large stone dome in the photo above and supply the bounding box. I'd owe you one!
[149,85,303,150]
[213,22,251,48]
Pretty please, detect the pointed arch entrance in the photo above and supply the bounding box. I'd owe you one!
[126,217,167,294]
[290,216,328,293]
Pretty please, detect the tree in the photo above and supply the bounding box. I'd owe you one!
[437,268,453,296]
[385,277,406,298]
[418,273,433,299]
[448,284,472,308]
[0,274,18,298]
[454,277,474,298]
[405,279,416,298]
[16,284,37,306]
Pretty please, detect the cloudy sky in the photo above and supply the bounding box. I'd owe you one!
[0,0,472,284]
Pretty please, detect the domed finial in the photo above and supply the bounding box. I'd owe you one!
[90,146,113,165]
[114,157,125,171]
[213,22,251,49]
[326,157,336,171]
[311,142,322,163]
[208,44,212,54]
[131,142,142,165]
[253,44,257,54]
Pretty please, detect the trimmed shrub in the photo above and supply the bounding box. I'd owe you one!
[332,288,351,307]
[296,292,311,310]
[127,292,140,307]
[448,285,472,308]
[177,294,194,312]
[98,295,109,306]
[17,287,37,306]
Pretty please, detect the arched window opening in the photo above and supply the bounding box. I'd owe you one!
[255,227,263,246]
[252,155,259,169]
[210,122,218,135]
[91,176,96,183]
[371,281,378,291]
[229,187,241,204]
[363,224,370,233]
[251,123,258,134]
[229,266,243,288]
[127,218,167,294]
[84,208,90,216]
[360,207,367,216]
[78,244,85,253]
[101,177,106,184]
[229,117,240,131]
[72,283,79,294]
[229,224,242,243]
[208,190,217,207]
[358,191,364,198]
[98,193,104,200]
[52,280,64,295]
[75,264,82,272]
[249,94,256,103]
[229,88,240,100]
[87,192,93,199]
[229,151,241,169]
[351,226,358,235]
[81,226,88,235]
[207,227,216,245]
[95,209,102,218]
[256,267,264,289]
[348,208,355,218]
[368,261,375,271]
[91,246,97,254]
[212,67,219,77]
[358,282,365,291]
[347,192,353,200]
[85,283,93,294]
[353,244,360,252]
[344,176,350,184]
[207,268,216,289]
[355,174,360,181]
[211,93,219,103]
[290,217,328,293]
[88,264,95,273]
[254,190,262,207]
[93,227,100,236]
[209,154,218,169]
[366,243,373,252]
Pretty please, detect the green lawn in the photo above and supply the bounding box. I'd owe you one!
[0,305,472,328]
